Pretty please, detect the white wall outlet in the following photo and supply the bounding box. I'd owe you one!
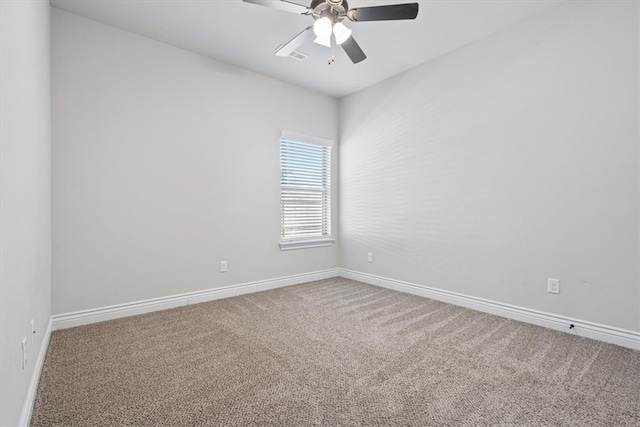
[30,319,35,345]
[21,338,27,370]
[548,278,560,294]
[220,260,228,273]
[367,253,373,263]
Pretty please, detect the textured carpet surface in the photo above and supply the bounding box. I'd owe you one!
[32,278,640,426]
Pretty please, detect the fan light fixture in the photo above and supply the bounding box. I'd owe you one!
[313,17,333,38]
[313,15,352,47]
[332,22,352,45]
[314,36,332,47]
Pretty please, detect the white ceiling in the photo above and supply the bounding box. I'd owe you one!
[50,0,562,98]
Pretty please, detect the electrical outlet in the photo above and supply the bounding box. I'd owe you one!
[21,338,27,370]
[220,260,228,273]
[548,278,560,294]
[31,319,35,345]
[367,253,373,263]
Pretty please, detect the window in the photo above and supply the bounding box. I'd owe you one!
[279,131,334,250]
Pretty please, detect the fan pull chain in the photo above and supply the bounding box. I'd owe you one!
[328,34,336,65]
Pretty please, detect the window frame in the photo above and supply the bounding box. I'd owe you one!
[279,131,335,251]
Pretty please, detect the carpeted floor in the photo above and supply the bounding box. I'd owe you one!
[32,278,640,426]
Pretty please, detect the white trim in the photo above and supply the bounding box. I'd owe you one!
[279,238,335,251]
[52,269,340,331]
[340,269,640,351]
[281,130,333,147]
[19,317,52,427]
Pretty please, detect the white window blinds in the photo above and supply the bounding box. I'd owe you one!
[280,132,333,249]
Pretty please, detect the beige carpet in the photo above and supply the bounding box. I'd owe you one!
[32,278,640,426]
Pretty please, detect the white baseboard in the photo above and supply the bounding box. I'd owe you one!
[19,317,52,427]
[20,267,638,426]
[44,267,640,371]
[340,269,640,351]
[52,269,340,331]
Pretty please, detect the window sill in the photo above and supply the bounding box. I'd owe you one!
[279,238,336,251]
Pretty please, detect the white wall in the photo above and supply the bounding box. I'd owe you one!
[0,1,52,425]
[51,9,338,315]
[339,1,640,333]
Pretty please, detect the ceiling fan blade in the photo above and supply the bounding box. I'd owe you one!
[242,0,310,15]
[347,3,419,22]
[275,26,313,57]
[341,36,367,64]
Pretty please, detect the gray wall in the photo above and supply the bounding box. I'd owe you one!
[339,1,640,332]
[50,2,640,333]
[51,9,339,315]
[0,1,52,425]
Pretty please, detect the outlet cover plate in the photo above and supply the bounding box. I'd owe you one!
[548,278,560,294]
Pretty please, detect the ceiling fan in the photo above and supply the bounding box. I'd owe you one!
[242,0,419,64]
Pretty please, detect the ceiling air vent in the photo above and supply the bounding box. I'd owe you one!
[288,50,308,61]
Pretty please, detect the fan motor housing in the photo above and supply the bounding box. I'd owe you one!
[310,0,349,20]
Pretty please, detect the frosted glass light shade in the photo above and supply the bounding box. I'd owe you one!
[314,36,331,47]
[333,22,352,45]
[313,17,333,38]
